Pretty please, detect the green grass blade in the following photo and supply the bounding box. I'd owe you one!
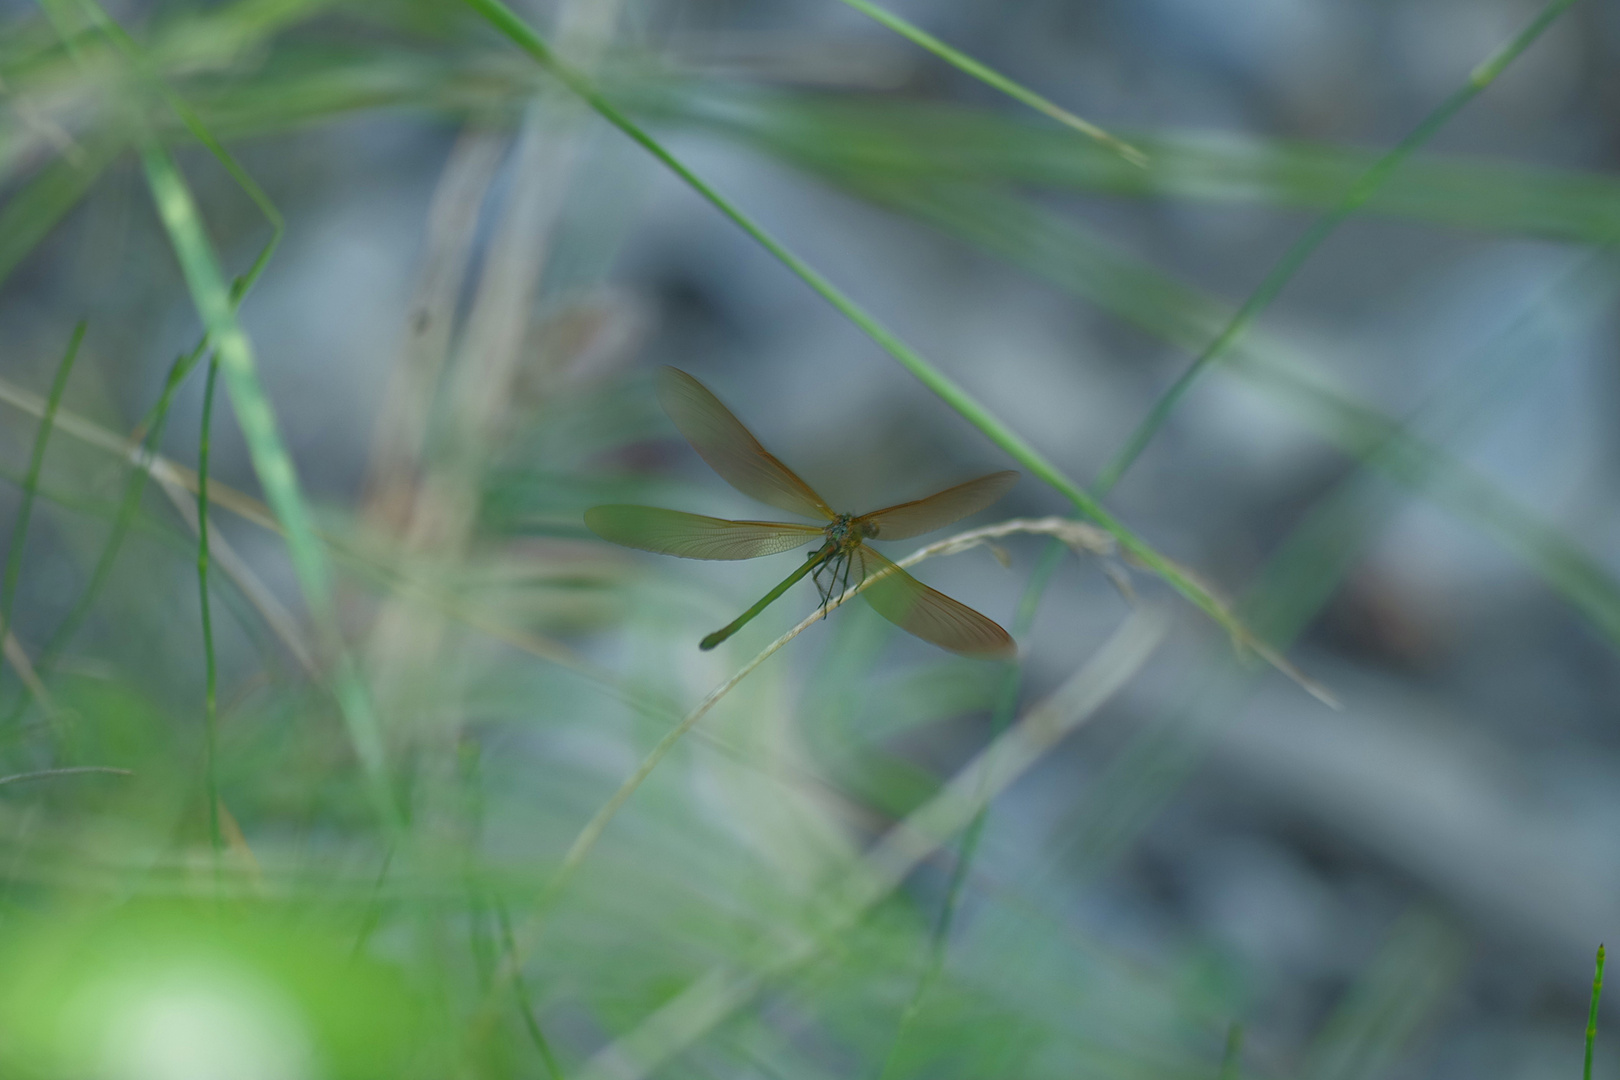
[139,140,398,832]
[0,321,84,664]
[1587,945,1605,1080]
[1219,1022,1244,1080]
[198,356,222,864]
[831,0,1144,166]
[1094,0,1579,492]
[677,91,1620,243]
[813,178,1620,656]
[463,0,1303,689]
[21,341,204,706]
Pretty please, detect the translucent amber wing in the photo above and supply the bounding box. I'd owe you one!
[585,505,821,560]
[857,471,1017,541]
[855,547,1015,659]
[658,367,834,521]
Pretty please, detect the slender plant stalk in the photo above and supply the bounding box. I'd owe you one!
[1093,0,1580,493]
[10,342,200,730]
[0,765,131,786]
[1587,944,1605,1080]
[10,0,284,722]
[832,0,1145,166]
[475,517,1109,1040]
[198,356,222,863]
[140,140,399,834]
[1219,1022,1244,1080]
[463,0,1309,696]
[83,0,393,830]
[496,901,566,1080]
[0,321,84,685]
[569,607,1170,1080]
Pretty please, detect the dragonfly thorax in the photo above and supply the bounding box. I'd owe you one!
[823,513,875,552]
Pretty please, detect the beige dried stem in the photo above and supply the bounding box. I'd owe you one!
[361,0,633,805]
[471,514,1125,1041]
[361,127,507,530]
[574,606,1169,1080]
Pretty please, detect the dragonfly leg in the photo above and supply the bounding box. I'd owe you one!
[815,553,843,620]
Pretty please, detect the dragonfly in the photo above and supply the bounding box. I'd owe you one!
[585,367,1017,658]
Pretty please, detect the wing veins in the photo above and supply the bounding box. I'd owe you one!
[585,505,821,560]
[856,471,1017,541]
[658,368,834,521]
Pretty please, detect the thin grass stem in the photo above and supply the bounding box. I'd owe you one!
[1093,0,1580,494]
[1587,945,1605,1080]
[198,356,222,865]
[569,606,1170,1080]
[9,343,198,730]
[10,0,284,723]
[140,140,399,834]
[496,901,566,1080]
[0,321,84,691]
[476,517,1114,1041]
[832,0,1145,166]
[0,765,131,786]
[461,0,1309,696]
[1219,1022,1244,1080]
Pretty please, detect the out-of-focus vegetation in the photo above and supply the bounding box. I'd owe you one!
[0,0,1615,1076]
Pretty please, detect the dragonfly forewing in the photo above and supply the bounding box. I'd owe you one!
[657,367,835,521]
[585,505,822,560]
[856,471,1017,541]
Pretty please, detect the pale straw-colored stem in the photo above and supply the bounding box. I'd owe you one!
[473,516,1121,1041]
[576,605,1171,1080]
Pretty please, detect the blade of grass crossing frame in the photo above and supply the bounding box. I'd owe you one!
[199,356,222,864]
[462,0,1296,686]
[140,141,399,832]
[814,178,1620,655]
[1587,945,1605,1080]
[832,0,1145,167]
[0,322,84,684]
[1094,0,1580,493]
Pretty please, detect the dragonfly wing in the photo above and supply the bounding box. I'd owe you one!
[585,505,821,560]
[855,546,1015,659]
[658,367,835,521]
[857,471,1017,541]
